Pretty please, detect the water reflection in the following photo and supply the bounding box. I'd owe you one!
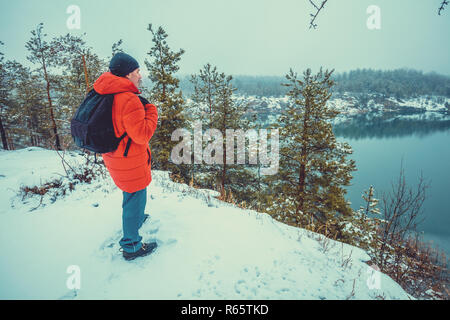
[336,116,450,256]
[333,112,450,139]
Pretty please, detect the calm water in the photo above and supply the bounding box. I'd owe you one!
[335,114,450,256]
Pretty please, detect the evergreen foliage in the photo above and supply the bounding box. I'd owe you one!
[2,61,49,148]
[332,68,450,98]
[264,68,357,237]
[25,23,62,150]
[144,24,189,177]
[361,185,381,216]
[189,64,253,201]
[111,39,124,57]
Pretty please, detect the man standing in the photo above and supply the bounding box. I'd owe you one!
[93,52,158,261]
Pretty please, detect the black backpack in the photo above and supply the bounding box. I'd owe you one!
[70,89,131,156]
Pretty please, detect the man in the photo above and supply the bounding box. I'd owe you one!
[93,52,158,261]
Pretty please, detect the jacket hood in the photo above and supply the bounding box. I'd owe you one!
[93,72,140,95]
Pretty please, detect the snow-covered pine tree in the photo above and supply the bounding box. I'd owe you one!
[361,185,381,216]
[144,24,189,177]
[188,63,220,186]
[210,72,252,199]
[25,23,62,150]
[341,185,382,251]
[190,64,253,201]
[269,67,356,236]
[190,63,220,124]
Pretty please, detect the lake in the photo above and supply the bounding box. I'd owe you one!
[334,112,450,256]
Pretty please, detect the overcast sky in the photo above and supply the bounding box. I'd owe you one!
[1,0,449,77]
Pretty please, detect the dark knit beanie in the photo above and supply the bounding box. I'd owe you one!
[109,52,140,77]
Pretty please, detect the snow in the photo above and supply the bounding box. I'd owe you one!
[396,96,449,112]
[0,147,413,300]
[235,93,448,115]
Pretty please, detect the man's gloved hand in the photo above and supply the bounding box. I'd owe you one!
[138,96,150,106]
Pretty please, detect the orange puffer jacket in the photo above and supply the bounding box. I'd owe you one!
[93,72,158,193]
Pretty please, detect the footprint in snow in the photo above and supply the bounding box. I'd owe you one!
[97,230,123,261]
[141,217,161,234]
[150,237,178,248]
[145,225,160,235]
[98,218,175,261]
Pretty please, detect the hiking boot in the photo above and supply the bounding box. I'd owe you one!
[122,242,157,261]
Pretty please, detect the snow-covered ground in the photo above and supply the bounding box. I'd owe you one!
[0,147,413,300]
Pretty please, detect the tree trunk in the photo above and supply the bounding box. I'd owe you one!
[221,130,226,195]
[42,57,61,150]
[81,54,90,93]
[222,141,226,195]
[296,104,310,216]
[6,130,14,150]
[158,43,166,103]
[296,162,306,215]
[0,115,9,150]
[208,82,212,114]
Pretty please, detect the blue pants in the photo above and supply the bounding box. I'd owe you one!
[119,188,147,253]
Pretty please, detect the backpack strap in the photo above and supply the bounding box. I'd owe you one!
[118,132,127,141]
[115,132,130,157]
[123,137,132,157]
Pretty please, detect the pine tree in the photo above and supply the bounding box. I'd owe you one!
[188,63,221,187]
[144,23,188,175]
[210,71,250,197]
[270,68,356,233]
[189,64,253,201]
[190,63,220,124]
[111,39,124,57]
[2,60,49,148]
[341,185,382,250]
[361,185,381,216]
[52,33,106,95]
[25,23,62,150]
[0,41,8,150]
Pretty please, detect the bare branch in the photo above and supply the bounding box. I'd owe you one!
[438,0,449,15]
[309,0,329,29]
[377,161,431,270]
[308,1,447,29]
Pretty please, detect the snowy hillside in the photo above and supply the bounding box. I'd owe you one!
[194,93,450,127]
[0,147,413,300]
